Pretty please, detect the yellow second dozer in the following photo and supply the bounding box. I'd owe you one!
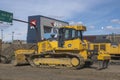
[12,25,111,69]
[88,42,120,60]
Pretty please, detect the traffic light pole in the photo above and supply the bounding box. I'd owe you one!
[13,18,31,25]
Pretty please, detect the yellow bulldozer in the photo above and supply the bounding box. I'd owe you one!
[87,41,120,60]
[12,25,111,69]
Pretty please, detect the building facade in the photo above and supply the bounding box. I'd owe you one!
[27,15,69,43]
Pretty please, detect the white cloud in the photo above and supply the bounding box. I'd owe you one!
[111,19,120,24]
[0,23,11,29]
[106,26,113,29]
[105,25,120,33]
[85,25,120,35]
[69,21,83,25]
[88,26,95,29]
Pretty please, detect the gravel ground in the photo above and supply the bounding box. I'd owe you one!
[0,64,119,80]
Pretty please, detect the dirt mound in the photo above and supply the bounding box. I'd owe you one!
[1,43,37,63]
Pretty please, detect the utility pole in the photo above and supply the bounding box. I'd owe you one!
[1,29,3,41]
[0,29,3,62]
[12,31,14,43]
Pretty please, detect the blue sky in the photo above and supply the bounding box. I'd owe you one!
[0,0,120,41]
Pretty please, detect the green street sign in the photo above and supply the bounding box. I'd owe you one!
[0,10,13,23]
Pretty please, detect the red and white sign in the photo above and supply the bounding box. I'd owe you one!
[30,19,37,29]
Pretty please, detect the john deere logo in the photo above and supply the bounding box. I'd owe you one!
[68,44,72,47]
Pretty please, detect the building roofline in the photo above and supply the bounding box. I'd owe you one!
[29,15,69,24]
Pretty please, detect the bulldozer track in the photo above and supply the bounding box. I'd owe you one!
[28,62,83,70]
[26,52,85,69]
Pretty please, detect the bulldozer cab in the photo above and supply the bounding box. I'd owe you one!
[58,25,86,47]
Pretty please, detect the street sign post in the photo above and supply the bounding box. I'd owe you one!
[0,10,13,24]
